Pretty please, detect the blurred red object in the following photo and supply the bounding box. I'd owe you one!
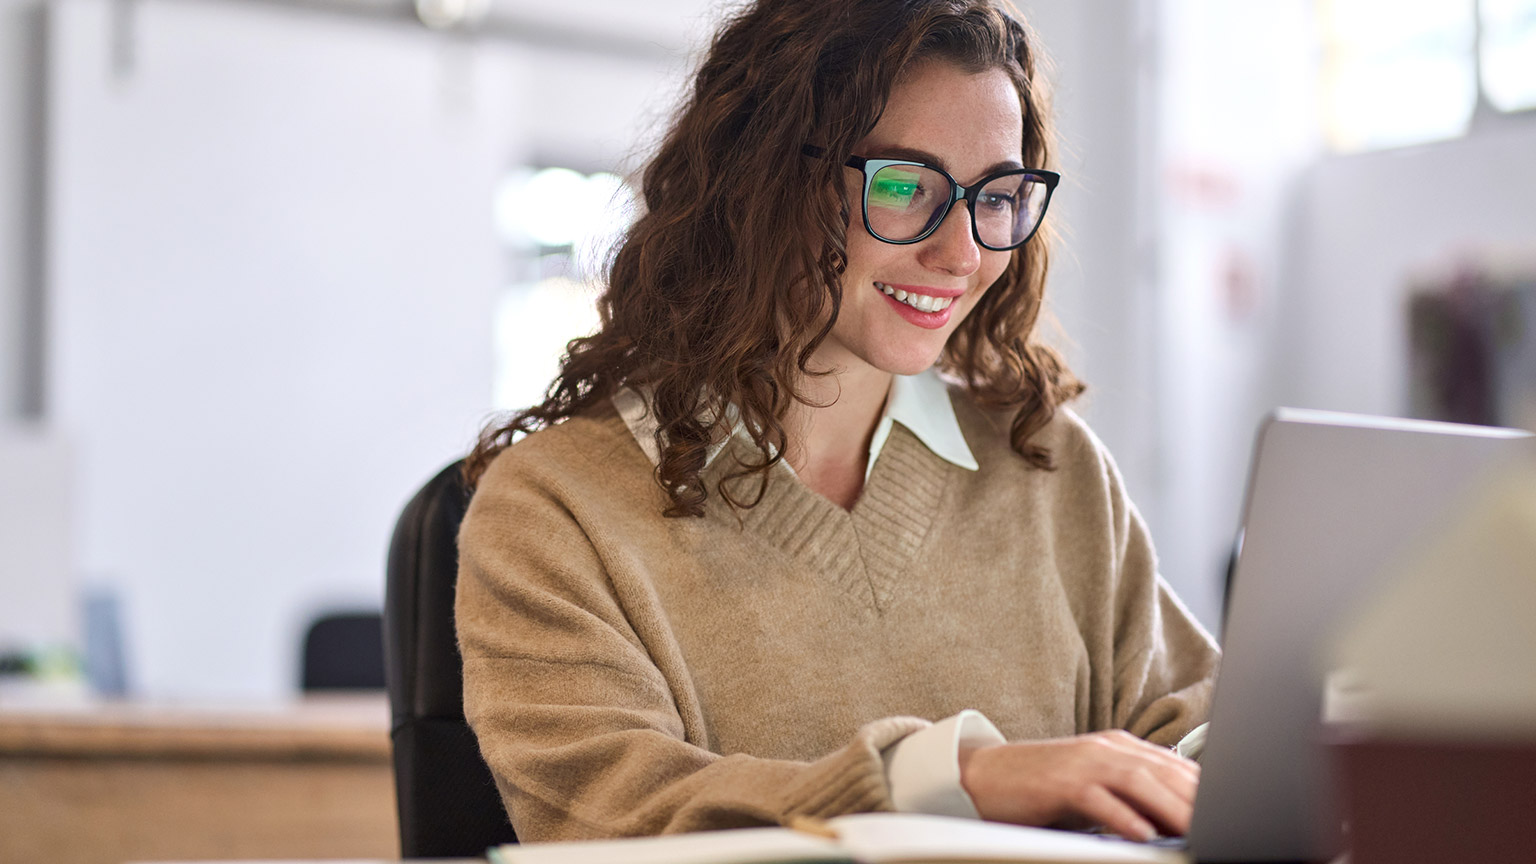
[1331,732,1536,864]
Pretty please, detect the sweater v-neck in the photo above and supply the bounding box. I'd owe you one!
[710,424,952,614]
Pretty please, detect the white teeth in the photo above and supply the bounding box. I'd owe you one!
[875,281,955,313]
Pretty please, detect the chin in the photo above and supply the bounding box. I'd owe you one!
[888,357,942,377]
[869,343,948,377]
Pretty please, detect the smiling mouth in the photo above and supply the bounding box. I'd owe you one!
[875,281,956,313]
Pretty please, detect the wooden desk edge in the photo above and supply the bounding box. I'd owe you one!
[0,720,390,759]
[0,696,392,760]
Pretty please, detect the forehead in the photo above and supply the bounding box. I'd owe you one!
[858,60,1025,178]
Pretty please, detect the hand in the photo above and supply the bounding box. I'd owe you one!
[957,730,1200,841]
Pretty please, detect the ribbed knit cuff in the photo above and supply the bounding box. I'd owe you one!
[881,710,1005,818]
[776,715,931,821]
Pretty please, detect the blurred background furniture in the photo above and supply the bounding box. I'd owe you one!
[303,610,387,691]
[0,695,396,864]
[385,460,518,857]
[1408,273,1536,428]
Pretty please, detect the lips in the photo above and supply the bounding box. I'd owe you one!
[875,281,955,330]
[875,280,956,313]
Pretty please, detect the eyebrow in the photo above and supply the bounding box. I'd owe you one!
[868,145,1025,180]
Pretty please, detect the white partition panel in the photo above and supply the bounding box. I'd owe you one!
[0,427,73,652]
[47,0,515,698]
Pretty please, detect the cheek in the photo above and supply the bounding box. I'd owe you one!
[970,251,1012,303]
[980,249,1013,286]
[952,252,1012,324]
[842,226,888,284]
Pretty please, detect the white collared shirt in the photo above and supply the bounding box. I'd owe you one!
[611,367,1000,819]
[613,367,980,481]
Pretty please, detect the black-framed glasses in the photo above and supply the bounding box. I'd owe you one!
[804,144,1059,251]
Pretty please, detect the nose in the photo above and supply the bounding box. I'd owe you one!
[916,200,982,277]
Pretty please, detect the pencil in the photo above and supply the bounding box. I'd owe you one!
[787,815,840,840]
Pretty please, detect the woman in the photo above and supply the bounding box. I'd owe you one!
[456,0,1218,845]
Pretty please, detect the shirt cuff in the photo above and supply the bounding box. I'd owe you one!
[881,709,1006,818]
[1174,722,1209,762]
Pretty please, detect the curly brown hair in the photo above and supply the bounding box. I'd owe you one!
[467,0,1083,516]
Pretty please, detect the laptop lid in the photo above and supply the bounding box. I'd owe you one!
[1186,409,1531,863]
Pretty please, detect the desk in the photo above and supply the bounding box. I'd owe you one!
[0,694,397,864]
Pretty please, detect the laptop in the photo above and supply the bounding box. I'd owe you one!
[1180,408,1531,863]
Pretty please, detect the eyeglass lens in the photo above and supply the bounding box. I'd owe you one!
[866,164,1049,248]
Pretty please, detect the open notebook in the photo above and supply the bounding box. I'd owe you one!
[488,813,1181,864]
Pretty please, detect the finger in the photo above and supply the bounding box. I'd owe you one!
[1075,784,1157,842]
[1099,733,1202,791]
[1109,763,1196,836]
[1090,733,1199,792]
[1132,752,1199,807]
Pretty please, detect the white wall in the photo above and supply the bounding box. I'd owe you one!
[1283,124,1536,417]
[1016,0,1159,499]
[1149,0,1321,630]
[39,0,689,699]
[0,428,72,649]
[47,0,517,698]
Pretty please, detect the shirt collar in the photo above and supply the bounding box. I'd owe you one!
[613,367,978,478]
[867,368,980,480]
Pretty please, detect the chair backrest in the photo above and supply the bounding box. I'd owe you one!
[383,460,518,857]
[301,611,386,691]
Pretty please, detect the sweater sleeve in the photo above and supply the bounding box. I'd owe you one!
[1096,444,1221,747]
[455,449,926,842]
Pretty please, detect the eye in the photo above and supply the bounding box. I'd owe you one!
[977,190,1017,213]
[976,174,1031,216]
[868,164,947,211]
[869,172,921,208]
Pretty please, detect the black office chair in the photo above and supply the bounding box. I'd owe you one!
[383,460,518,857]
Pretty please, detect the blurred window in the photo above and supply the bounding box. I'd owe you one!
[1481,0,1536,111]
[491,167,638,412]
[493,276,603,411]
[1320,0,1478,151]
[1321,0,1536,153]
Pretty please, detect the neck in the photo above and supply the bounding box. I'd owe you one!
[784,359,893,508]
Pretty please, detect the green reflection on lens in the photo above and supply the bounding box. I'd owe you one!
[869,169,921,208]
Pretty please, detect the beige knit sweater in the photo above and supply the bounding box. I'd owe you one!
[456,392,1219,842]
